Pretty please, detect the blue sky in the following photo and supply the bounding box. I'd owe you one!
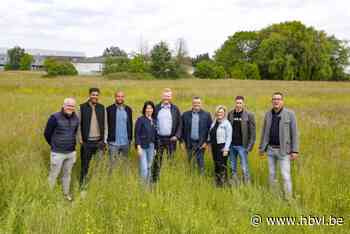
[1,0,349,57]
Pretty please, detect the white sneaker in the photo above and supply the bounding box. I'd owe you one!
[65,194,73,202]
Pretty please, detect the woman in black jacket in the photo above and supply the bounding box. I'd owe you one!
[134,101,157,183]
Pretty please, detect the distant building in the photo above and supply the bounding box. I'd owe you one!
[72,56,104,75]
[0,47,85,70]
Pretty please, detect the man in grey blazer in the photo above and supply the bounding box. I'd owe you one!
[227,96,256,184]
[259,92,299,199]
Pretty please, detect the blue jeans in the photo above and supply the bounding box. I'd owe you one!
[108,144,129,174]
[186,140,205,175]
[267,146,292,199]
[139,143,155,184]
[229,145,250,183]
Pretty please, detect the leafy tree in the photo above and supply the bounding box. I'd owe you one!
[5,46,25,70]
[229,62,260,80]
[19,53,34,70]
[215,31,260,71]
[128,54,150,73]
[215,21,350,81]
[192,53,210,67]
[102,56,130,75]
[193,60,226,79]
[150,41,180,78]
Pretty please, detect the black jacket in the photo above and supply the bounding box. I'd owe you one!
[181,109,212,147]
[106,104,133,143]
[154,103,182,139]
[80,102,105,142]
[134,116,158,149]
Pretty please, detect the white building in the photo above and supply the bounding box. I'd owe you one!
[0,47,85,70]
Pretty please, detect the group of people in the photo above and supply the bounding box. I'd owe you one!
[44,88,299,201]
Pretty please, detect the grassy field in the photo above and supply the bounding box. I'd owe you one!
[0,71,349,234]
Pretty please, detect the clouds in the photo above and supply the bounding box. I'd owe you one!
[0,0,349,56]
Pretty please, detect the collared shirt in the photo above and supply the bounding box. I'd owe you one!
[269,108,283,146]
[112,105,129,146]
[157,103,172,136]
[190,111,200,140]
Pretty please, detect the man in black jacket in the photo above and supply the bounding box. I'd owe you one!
[227,96,256,184]
[106,90,133,174]
[44,98,79,201]
[181,96,212,175]
[77,88,107,189]
[152,88,182,182]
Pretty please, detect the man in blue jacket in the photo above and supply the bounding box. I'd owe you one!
[181,96,212,175]
[44,98,79,201]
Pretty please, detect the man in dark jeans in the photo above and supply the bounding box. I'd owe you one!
[106,90,133,174]
[78,88,107,189]
[181,96,212,175]
[227,96,256,184]
[152,88,182,182]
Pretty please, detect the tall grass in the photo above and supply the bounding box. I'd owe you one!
[0,71,349,233]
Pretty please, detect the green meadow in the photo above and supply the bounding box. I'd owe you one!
[0,71,349,233]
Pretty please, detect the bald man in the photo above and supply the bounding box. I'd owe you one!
[106,90,133,174]
[44,98,79,201]
[152,88,182,182]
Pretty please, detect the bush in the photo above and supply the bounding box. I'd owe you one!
[102,56,130,75]
[193,60,226,79]
[43,58,78,77]
[19,53,34,71]
[229,62,261,80]
[128,55,150,73]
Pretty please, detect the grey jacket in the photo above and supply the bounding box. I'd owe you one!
[227,109,256,152]
[208,119,232,151]
[259,108,299,155]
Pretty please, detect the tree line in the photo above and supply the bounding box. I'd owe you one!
[3,21,349,80]
[195,21,350,81]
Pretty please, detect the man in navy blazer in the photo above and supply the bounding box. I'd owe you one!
[181,96,212,175]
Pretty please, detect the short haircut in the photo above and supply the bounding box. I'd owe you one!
[272,92,284,99]
[235,96,244,101]
[163,88,172,93]
[63,97,76,106]
[142,101,155,118]
[89,87,100,94]
[115,90,124,95]
[192,96,201,100]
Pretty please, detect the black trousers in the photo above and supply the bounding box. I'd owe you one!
[151,136,177,182]
[211,143,228,186]
[80,140,103,188]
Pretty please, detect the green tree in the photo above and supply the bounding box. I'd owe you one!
[192,53,210,67]
[150,41,180,78]
[193,60,226,79]
[19,53,34,70]
[103,56,130,75]
[215,31,260,71]
[5,46,25,70]
[229,62,261,80]
[128,54,150,73]
[215,21,350,81]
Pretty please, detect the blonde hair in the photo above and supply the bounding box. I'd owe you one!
[215,105,227,117]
